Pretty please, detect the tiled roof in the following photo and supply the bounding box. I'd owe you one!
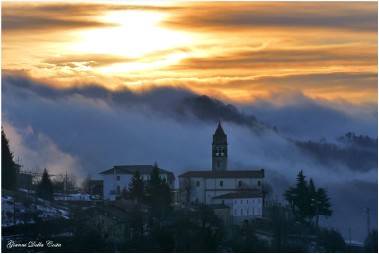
[212,192,262,199]
[99,165,175,181]
[178,170,264,179]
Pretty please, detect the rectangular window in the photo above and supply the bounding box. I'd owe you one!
[247,209,249,215]
[117,176,120,181]
[259,208,261,215]
[253,208,254,215]
[258,181,261,186]
[117,185,120,194]
[241,209,243,215]
[220,181,223,186]
[196,181,200,187]
[235,209,236,215]
[253,199,254,204]
[222,200,224,205]
[234,200,236,204]
[238,181,242,187]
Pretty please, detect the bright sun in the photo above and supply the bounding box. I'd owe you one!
[71,10,189,73]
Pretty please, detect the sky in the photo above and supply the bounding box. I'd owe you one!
[1,1,378,242]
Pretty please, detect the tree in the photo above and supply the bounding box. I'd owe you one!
[128,169,145,202]
[180,177,196,209]
[284,170,309,220]
[145,162,171,221]
[261,182,273,206]
[81,174,91,194]
[364,229,378,253]
[307,178,317,223]
[314,187,332,228]
[37,168,54,201]
[2,127,16,190]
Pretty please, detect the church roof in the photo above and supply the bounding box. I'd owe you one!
[100,165,175,181]
[178,170,264,179]
[213,121,227,144]
[212,192,262,199]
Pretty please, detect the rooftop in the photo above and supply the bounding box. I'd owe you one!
[213,192,262,199]
[100,165,175,181]
[178,169,264,179]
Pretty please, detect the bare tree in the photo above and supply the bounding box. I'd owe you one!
[179,177,196,209]
[81,174,91,194]
[261,182,273,206]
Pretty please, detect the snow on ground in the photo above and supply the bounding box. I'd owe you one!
[54,193,93,201]
[19,188,35,194]
[1,195,70,226]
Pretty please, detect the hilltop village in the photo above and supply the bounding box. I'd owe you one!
[1,122,373,253]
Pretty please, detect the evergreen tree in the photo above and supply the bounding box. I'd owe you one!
[284,170,309,220]
[1,127,16,190]
[315,187,332,228]
[146,162,171,220]
[308,178,317,222]
[37,168,54,201]
[128,168,145,202]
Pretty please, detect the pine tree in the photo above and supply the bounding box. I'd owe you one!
[308,178,317,222]
[37,168,54,201]
[1,127,16,190]
[128,168,145,202]
[284,170,309,220]
[315,187,332,228]
[146,162,171,220]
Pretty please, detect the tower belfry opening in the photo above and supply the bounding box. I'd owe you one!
[212,120,228,171]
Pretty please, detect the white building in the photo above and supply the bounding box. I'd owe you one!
[212,192,262,226]
[178,170,264,205]
[100,165,175,200]
[178,121,266,225]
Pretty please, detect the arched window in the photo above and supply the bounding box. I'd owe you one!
[221,147,224,156]
[214,147,219,156]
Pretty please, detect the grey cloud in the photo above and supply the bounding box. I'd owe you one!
[2,74,377,243]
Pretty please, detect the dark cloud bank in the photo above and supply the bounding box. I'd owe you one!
[2,74,377,242]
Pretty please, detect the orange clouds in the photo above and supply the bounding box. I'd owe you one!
[1,1,377,104]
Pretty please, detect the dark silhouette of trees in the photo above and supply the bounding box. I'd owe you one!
[261,182,273,206]
[128,168,145,202]
[37,168,54,201]
[364,229,378,253]
[314,187,332,228]
[284,170,332,226]
[2,127,16,190]
[145,162,171,220]
[318,227,346,252]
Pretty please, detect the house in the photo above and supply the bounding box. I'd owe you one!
[212,192,262,226]
[76,200,150,244]
[100,165,175,200]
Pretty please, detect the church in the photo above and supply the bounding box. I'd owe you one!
[178,121,264,219]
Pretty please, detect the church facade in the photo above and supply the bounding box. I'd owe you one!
[178,121,264,208]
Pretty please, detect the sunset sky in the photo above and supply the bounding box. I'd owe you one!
[1,2,378,241]
[2,1,377,103]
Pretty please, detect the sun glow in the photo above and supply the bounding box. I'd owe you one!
[72,11,189,60]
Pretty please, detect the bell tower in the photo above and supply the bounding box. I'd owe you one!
[212,120,228,171]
